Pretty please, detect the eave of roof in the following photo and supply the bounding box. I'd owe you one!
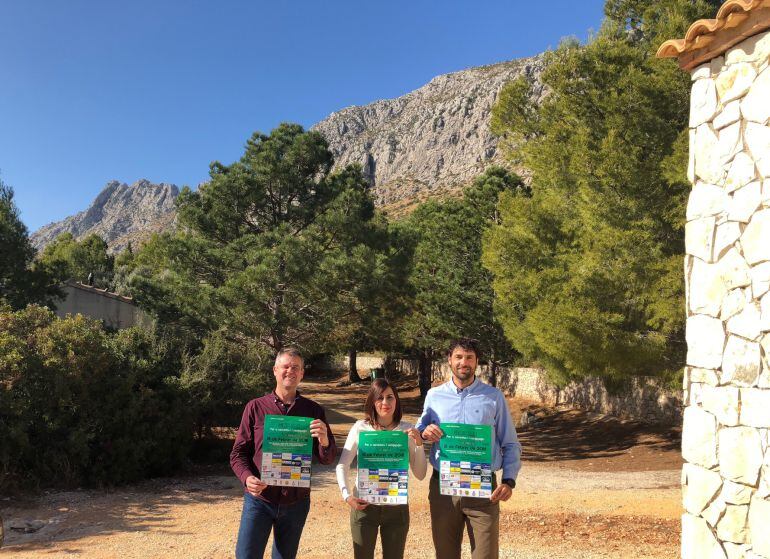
[65,280,136,304]
[657,0,770,70]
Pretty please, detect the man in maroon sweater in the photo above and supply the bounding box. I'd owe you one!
[230,347,337,559]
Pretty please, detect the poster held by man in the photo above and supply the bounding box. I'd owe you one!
[261,414,313,488]
[439,423,493,498]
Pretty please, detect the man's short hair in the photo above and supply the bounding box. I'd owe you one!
[447,338,481,360]
[274,347,304,367]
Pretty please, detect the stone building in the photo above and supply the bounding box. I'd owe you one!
[54,281,149,330]
[658,1,770,557]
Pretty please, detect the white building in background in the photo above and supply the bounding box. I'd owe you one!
[54,280,149,330]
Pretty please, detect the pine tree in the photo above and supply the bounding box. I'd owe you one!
[403,166,526,393]
[484,0,722,383]
[0,180,57,308]
[131,123,394,363]
[39,232,114,287]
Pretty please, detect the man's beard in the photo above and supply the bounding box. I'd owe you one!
[453,367,474,380]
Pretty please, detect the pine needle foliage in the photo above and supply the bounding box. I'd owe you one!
[131,123,395,361]
[0,179,59,308]
[403,166,528,390]
[485,0,722,384]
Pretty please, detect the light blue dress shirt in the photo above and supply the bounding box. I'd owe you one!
[416,377,522,480]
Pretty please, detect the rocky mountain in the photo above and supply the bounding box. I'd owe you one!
[32,54,545,251]
[313,54,545,213]
[31,179,179,254]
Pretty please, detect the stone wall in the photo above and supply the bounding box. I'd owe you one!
[54,281,149,330]
[682,29,770,559]
[314,354,388,372]
[384,358,682,425]
[324,353,680,423]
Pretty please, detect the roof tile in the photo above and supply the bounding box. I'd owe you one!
[657,0,770,70]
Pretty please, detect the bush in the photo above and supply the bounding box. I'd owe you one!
[180,331,271,439]
[0,306,193,491]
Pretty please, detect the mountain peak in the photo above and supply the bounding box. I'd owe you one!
[31,53,547,251]
[312,54,545,212]
[31,179,179,254]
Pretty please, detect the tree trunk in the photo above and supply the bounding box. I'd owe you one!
[348,348,362,383]
[269,256,286,352]
[489,360,498,388]
[488,347,498,387]
[418,348,432,398]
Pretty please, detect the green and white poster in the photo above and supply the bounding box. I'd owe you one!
[261,415,313,488]
[439,423,493,498]
[357,430,409,504]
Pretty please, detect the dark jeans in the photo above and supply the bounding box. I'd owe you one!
[235,493,311,559]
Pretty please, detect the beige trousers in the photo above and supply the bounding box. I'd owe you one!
[428,474,500,559]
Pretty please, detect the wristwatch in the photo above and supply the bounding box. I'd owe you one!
[502,478,516,489]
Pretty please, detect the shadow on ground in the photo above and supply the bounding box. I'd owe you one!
[515,405,681,466]
[0,475,237,553]
[304,372,682,471]
[305,376,682,471]
[0,462,342,555]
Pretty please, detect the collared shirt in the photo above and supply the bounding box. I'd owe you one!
[230,390,337,505]
[416,377,522,480]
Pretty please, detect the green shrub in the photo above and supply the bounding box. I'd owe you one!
[0,306,193,491]
[180,330,271,439]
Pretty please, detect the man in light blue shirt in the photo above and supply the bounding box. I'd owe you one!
[417,338,521,559]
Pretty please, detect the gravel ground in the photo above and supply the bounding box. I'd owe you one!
[0,463,680,559]
[0,375,682,559]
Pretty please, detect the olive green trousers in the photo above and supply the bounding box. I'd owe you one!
[349,503,410,559]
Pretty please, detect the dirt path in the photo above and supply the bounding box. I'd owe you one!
[0,374,682,559]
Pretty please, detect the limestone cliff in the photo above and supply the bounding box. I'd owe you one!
[31,179,178,254]
[312,54,545,212]
[32,54,545,250]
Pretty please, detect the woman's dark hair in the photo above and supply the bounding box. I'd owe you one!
[364,378,403,427]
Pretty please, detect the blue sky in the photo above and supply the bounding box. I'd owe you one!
[1,1,606,232]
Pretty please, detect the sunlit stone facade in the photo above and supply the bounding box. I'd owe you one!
[681,26,770,559]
